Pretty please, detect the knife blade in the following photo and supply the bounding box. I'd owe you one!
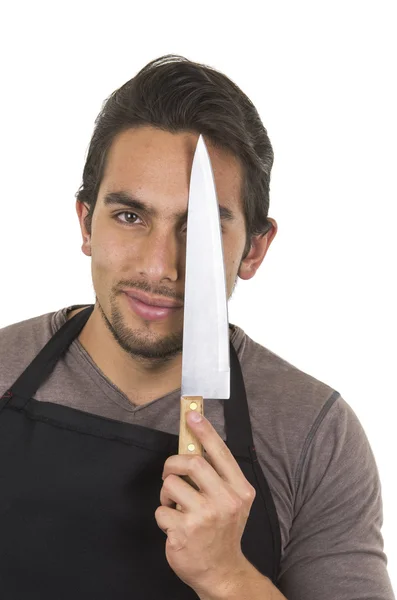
[178,134,230,474]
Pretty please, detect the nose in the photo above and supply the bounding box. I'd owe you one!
[137,229,184,283]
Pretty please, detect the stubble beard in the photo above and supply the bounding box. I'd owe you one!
[97,292,183,366]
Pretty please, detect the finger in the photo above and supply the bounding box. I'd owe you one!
[154,506,187,549]
[160,472,205,511]
[162,454,224,499]
[154,505,175,534]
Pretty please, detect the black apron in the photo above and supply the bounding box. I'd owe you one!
[0,305,281,599]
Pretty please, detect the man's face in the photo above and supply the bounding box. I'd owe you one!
[77,126,267,364]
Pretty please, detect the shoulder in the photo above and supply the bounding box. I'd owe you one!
[0,306,74,395]
[231,324,338,427]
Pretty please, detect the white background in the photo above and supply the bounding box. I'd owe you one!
[0,0,396,591]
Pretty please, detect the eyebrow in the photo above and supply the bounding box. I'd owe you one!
[103,191,236,223]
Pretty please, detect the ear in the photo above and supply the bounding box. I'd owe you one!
[75,200,92,257]
[238,218,278,280]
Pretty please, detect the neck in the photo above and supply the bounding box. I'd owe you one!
[70,306,183,406]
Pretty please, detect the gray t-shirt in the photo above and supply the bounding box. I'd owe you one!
[0,305,394,600]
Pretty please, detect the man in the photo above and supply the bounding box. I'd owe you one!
[0,55,394,600]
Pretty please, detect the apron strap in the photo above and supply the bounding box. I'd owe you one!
[9,306,94,404]
[224,344,254,459]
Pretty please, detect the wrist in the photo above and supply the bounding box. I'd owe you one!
[198,558,287,600]
[198,558,265,600]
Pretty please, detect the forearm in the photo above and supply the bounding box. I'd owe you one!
[198,559,287,600]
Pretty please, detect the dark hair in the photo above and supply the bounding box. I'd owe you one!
[75,54,274,259]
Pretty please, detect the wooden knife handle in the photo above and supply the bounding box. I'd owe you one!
[176,396,204,511]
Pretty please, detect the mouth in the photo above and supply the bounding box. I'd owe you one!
[124,292,183,322]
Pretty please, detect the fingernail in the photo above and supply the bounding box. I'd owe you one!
[189,411,202,423]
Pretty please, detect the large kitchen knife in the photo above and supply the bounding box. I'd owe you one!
[176,135,230,507]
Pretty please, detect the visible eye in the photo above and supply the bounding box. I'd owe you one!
[113,211,143,226]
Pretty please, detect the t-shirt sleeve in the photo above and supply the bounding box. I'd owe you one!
[277,395,395,600]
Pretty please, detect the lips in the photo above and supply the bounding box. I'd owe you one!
[124,292,183,322]
[123,289,183,308]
